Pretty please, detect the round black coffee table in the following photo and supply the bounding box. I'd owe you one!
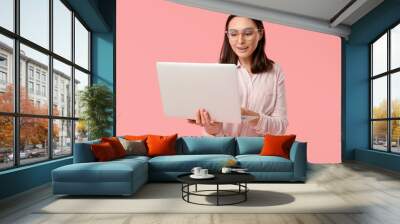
[177,173,255,206]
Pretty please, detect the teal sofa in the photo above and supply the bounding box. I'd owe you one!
[52,137,307,196]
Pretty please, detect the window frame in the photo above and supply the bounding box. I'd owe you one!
[370,20,400,154]
[0,0,92,171]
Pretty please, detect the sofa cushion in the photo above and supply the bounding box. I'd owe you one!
[91,142,118,161]
[101,137,127,158]
[148,154,235,172]
[236,155,293,172]
[260,134,296,159]
[124,135,148,141]
[53,159,147,183]
[146,134,178,157]
[177,137,236,155]
[236,137,263,155]
[119,138,147,156]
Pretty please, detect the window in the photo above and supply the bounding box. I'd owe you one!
[0,0,91,170]
[41,73,46,83]
[53,59,71,117]
[20,0,49,49]
[35,83,40,95]
[391,22,400,70]
[0,71,6,85]
[53,120,72,158]
[29,67,34,80]
[53,0,72,60]
[75,18,89,70]
[54,88,58,105]
[0,55,7,67]
[28,81,34,94]
[0,0,14,32]
[0,54,7,88]
[371,23,400,154]
[35,70,40,81]
[42,85,46,97]
[0,116,13,170]
[20,117,49,165]
[74,69,89,118]
[0,35,13,111]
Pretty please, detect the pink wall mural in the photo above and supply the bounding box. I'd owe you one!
[116,0,341,163]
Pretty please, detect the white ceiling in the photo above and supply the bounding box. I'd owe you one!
[167,0,384,38]
[227,0,352,22]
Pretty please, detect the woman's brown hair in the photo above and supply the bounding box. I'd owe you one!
[219,15,274,74]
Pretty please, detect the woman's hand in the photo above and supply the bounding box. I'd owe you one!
[187,109,222,135]
[241,107,260,126]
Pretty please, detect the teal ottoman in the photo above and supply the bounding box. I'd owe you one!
[52,156,148,196]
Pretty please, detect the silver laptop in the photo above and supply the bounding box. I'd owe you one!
[156,62,242,123]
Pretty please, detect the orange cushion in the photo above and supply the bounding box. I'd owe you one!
[146,134,178,157]
[91,142,117,161]
[124,135,148,141]
[101,137,127,158]
[259,134,296,159]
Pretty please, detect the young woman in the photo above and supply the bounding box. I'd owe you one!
[188,15,288,136]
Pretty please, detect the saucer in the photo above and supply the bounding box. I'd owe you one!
[232,170,249,174]
[190,174,215,179]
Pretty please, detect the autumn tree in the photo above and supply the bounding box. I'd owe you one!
[392,99,400,144]
[0,85,14,150]
[372,99,400,144]
[0,85,59,152]
[76,119,87,142]
[372,100,387,140]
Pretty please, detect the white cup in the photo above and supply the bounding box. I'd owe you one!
[221,167,232,174]
[200,169,208,176]
[191,167,202,176]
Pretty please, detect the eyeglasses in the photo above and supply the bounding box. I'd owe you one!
[225,28,262,41]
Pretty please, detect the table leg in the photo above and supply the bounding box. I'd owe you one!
[187,184,190,202]
[217,184,219,206]
[195,184,197,192]
[245,183,247,201]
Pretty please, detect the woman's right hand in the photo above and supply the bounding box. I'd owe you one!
[187,109,222,135]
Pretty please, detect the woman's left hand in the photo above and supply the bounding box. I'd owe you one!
[241,107,260,126]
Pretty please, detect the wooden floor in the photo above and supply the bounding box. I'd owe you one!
[1,162,400,224]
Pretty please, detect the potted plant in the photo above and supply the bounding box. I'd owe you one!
[79,84,113,140]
